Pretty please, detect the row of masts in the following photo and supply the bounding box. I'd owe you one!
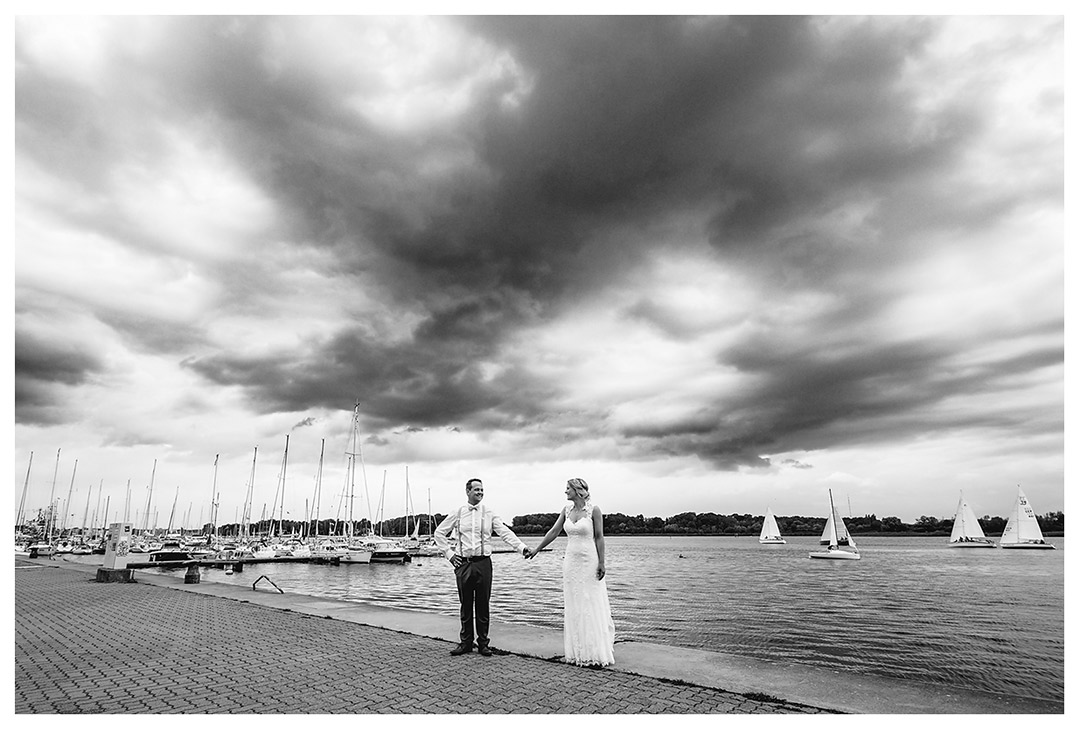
[16,402,433,542]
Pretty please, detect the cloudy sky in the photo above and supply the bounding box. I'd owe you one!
[12,14,1064,531]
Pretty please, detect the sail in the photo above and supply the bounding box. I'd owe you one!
[950,493,988,542]
[831,496,852,546]
[818,490,853,547]
[1000,487,1045,545]
[819,513,836,545]
[760,508,783,541]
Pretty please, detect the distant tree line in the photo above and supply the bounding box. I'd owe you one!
[509,510,1065,537]
[131,510,1064,539]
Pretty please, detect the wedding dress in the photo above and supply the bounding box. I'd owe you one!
[561,503,615,666]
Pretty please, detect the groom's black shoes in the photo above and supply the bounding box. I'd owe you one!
[450,643,473,656]
[478,645,493,657]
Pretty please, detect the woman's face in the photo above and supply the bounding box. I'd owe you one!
[565,483,576,500]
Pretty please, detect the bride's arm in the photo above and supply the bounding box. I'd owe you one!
[592,506,606,579]
[528,510,566,558]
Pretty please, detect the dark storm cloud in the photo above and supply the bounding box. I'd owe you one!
[174,18,1054,451]
[14,17,1063,471]
[185,319,557,433]
[620,318,1064,468]
[14,330,105,425]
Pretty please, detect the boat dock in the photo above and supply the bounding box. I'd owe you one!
[123,555,342,570]
[14,555,1062,715]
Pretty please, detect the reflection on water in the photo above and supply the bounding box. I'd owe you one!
[96,535,1063,704]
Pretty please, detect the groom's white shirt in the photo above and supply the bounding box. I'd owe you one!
[433,503,527,560]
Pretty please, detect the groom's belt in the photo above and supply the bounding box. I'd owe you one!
[461,555,491,562]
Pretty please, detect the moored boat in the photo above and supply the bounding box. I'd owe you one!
[340,541,375,564]
[147,540,194,564]
[27,542,55,558]
[362,536,410,563]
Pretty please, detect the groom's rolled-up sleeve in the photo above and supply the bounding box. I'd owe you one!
[433,511,458,560]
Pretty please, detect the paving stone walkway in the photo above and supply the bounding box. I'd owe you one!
[14,560,832,714]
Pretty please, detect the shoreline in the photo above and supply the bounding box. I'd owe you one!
[513,532,1067,538]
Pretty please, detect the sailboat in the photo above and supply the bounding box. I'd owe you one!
[758,507,786,544]
[948,491,996,547]
[999,486,1055,550]
[808,490,860,560]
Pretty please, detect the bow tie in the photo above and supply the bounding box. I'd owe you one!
[468,504,480,511]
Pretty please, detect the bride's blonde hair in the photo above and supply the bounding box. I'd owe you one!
[567,478,590,502]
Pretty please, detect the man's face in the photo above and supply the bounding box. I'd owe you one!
[466,481,484,505]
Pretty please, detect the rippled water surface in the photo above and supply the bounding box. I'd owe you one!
[128,535,1063,705]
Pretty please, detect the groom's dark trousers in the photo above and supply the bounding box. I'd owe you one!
[455,556,492,648]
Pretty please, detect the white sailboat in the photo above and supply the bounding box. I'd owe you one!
[340,403,374,565]
[999,486,1055,550]
[948,491,996,547]
[809,490,860,560]
[758,507,786,544]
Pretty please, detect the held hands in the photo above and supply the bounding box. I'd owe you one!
[597,563,606,580]
[521,547,534,559]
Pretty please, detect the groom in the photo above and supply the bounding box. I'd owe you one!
[433,478,532,656]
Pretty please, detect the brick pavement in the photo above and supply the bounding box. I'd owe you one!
[14,560,833,714]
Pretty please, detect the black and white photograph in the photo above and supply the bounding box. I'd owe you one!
[12,7,1065,717]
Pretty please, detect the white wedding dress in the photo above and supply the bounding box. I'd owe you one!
[561,503,615,666]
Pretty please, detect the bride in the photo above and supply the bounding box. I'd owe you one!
[528,478,615,666]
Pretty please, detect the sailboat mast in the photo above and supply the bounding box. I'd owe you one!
[46,448,61,543]
[350,401,372,531]
[143,459,157,535]
[209,454,219,537]
[348,432,356,540]
[827,490,839,545]
[279,434,289,538]
[81,483,93,536]
[62,459,78,535]
[92,480,103,539]
[312,439,325,538]
[166,486,179,534]
[243,446,258,541]
[17,451,33,534]
[404,465,411,538]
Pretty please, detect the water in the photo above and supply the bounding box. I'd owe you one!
[102,535,1065,706]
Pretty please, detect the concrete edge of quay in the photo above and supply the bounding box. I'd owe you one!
[18,557,1062,715]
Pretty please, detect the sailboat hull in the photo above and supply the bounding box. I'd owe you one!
[808,550,861,560]
[340,548,374,563]
[948,540,997,548]
[758,537,786,544]
[1000,542,1055,550]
